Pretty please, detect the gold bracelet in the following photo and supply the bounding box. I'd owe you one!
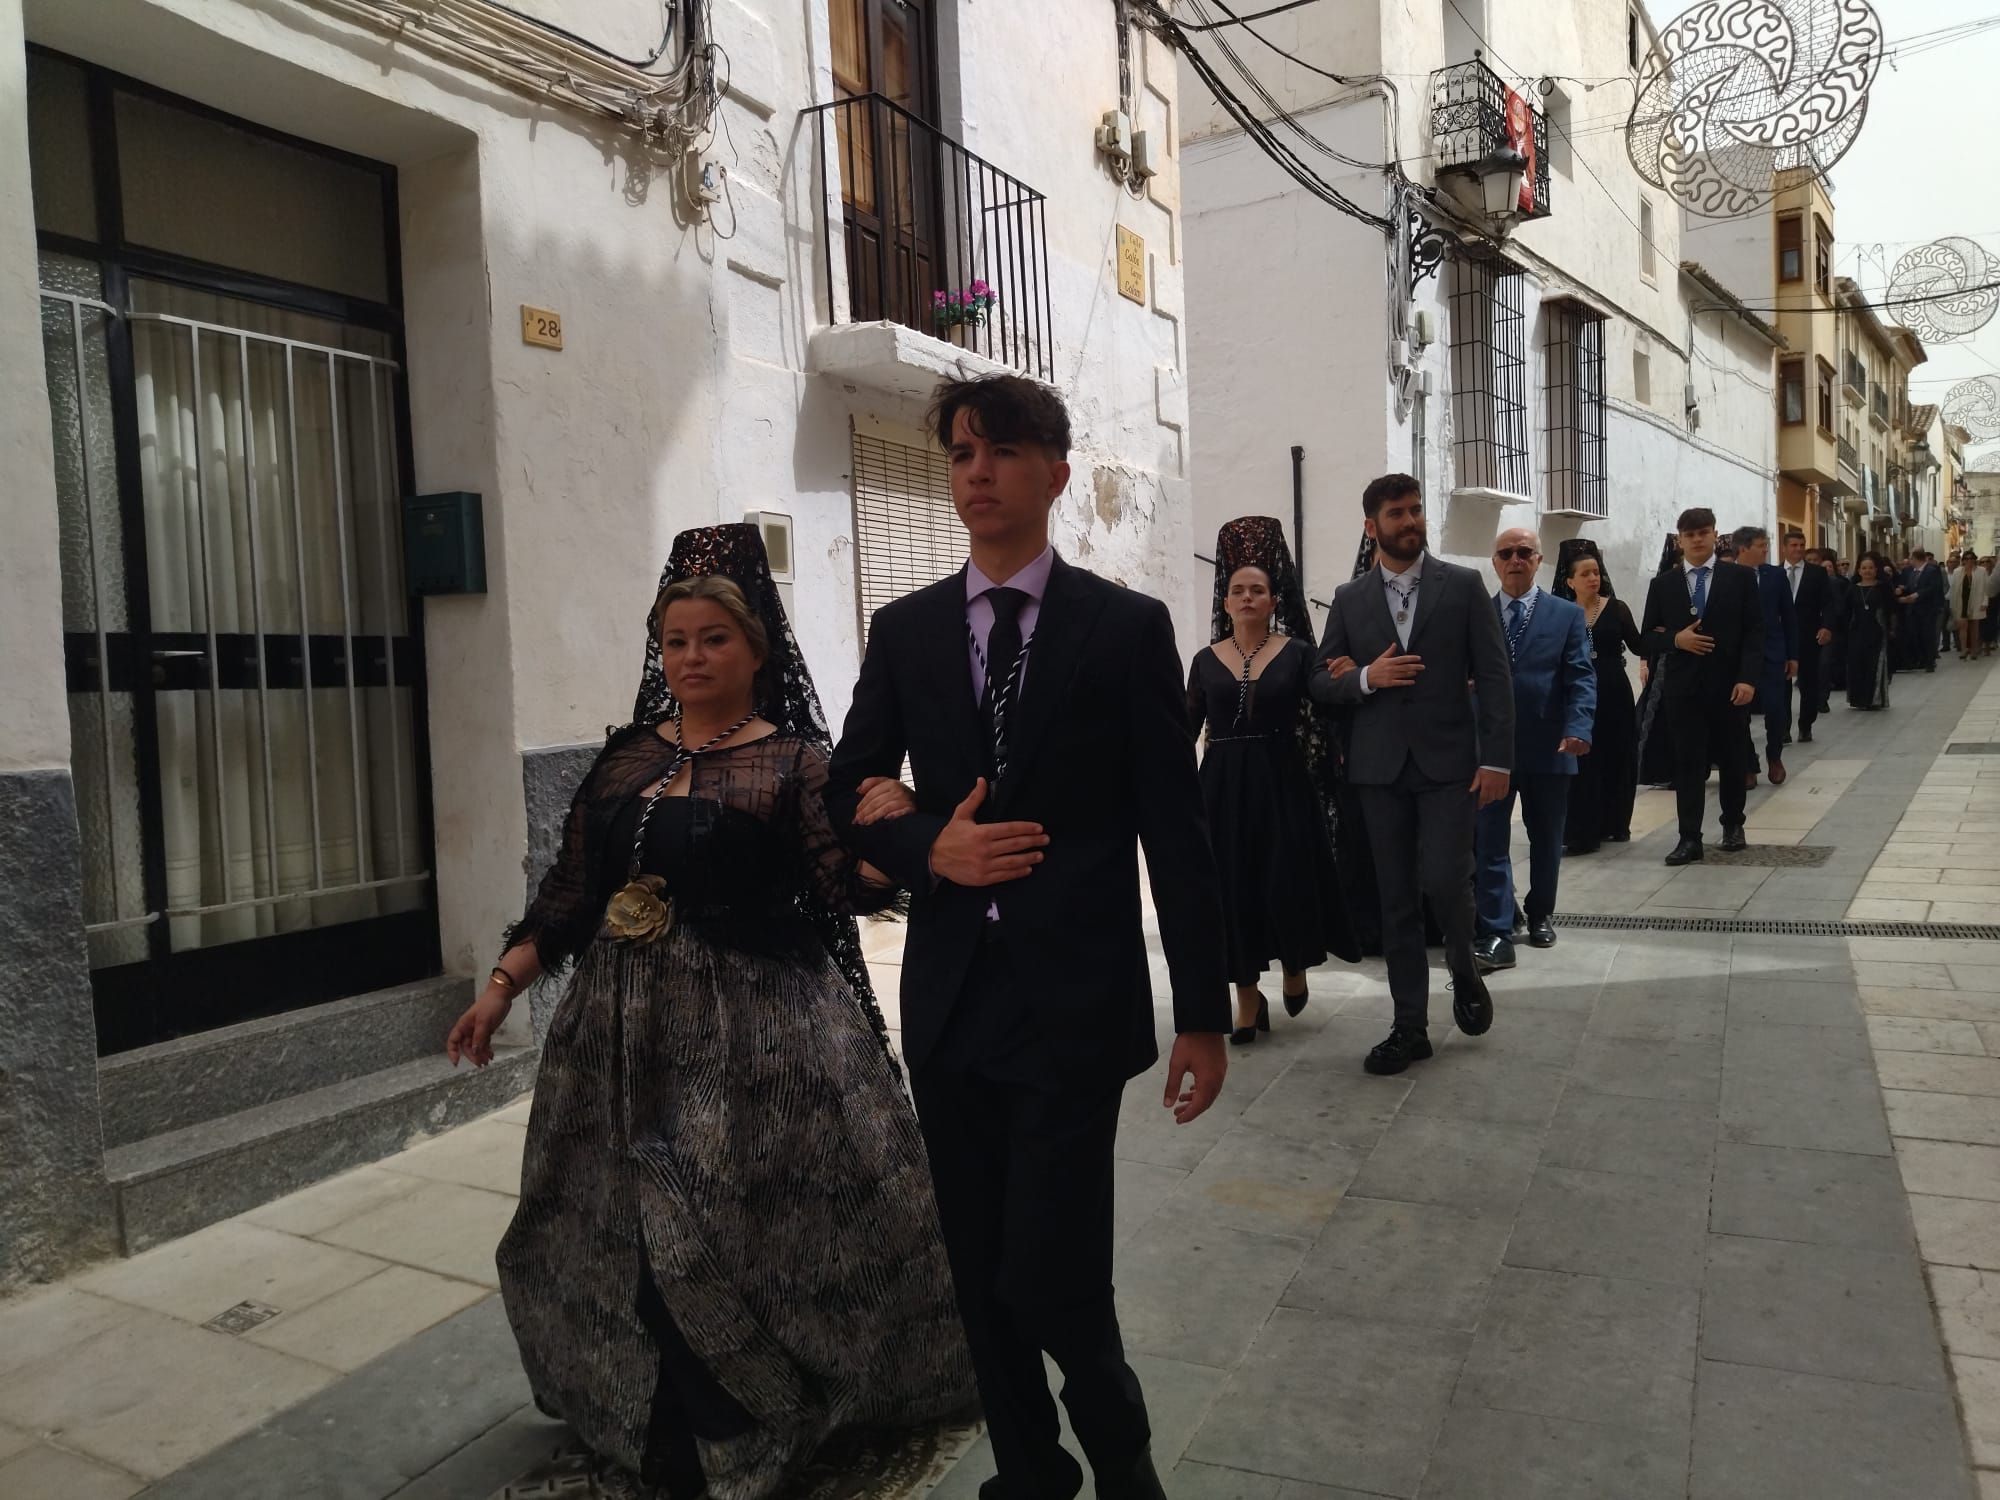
[489,966,520,993]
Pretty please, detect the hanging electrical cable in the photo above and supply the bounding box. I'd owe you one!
[285,0,721,150]
[1134,0,1392,229]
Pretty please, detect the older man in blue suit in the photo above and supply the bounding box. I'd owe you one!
[1474,527,1596,971]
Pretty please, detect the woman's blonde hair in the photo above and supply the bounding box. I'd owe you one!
[656,575,769,662]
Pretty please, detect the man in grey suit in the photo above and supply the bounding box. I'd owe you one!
[1309,474,1515,1075]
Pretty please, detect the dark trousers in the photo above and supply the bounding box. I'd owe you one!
[1796,646,1823,733]
[1356,762,1478,1030]
[1474,771,1567,937]
[1824,635,1846,696]
[1759,664,1793,765]
[911,953,1148,1497]
[1668,697,1750,840]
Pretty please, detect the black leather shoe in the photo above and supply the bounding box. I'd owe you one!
[1720,826,1749,853]
[1282,985,1309,1018]
[1093,1449,1168,1500]
[979,1453,1084,1500]
[1451,971,1494,1035]
[1528,917,1557,948]
[1665,839,1704,866]
[1474,934,1516,973]
[1800,727,1814,743]
[1364,1026,1434,1075]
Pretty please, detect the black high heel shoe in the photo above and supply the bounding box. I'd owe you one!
[1230,993,1271,1046]
[1282,983,1309,1018]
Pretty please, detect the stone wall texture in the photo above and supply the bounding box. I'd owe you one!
[0,769,116,1287]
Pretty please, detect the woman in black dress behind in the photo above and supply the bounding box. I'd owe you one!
[1188,517,1359,1044]
[1845,551,1896,710]
[1555,541,1642,854]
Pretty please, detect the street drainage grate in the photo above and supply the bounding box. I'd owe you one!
[1555,914,2000,939]
[1945,743,2000,754]
[203,1300,281,1335]
[1703,845,1834,868]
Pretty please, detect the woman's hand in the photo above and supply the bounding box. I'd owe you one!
[853,776,918,826]
[1328,655,1358,680]
[446,988,513,1068]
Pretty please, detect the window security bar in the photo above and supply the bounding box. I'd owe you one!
[1448,252,1532,496]
[44,290,422,936]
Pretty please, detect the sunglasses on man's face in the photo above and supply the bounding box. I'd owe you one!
[1494,547,1538,561]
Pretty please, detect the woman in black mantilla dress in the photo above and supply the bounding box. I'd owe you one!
[446,525,974,1499]
[1187,517,1359,1044]
[1844,551,1896,710]
[1554,541,1643,854]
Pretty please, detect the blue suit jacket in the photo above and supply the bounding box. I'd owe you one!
[1497,590,1597,777]
[1756,563,1799,670]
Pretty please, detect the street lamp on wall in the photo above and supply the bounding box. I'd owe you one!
[1478,145,1531,224]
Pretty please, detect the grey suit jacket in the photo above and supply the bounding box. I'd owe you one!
[1308,554,1515,784]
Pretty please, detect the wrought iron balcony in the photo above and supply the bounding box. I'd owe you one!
[1430,59,1552,220]
[1838,434,1859,472]
[1842,353,1866,406]
[808,92,1053,381]
[1871,383,1890,428]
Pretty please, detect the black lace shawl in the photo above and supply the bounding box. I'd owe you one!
[1208,514,1346,816]
[508,522,900,1072]
[1552,537,1618,602]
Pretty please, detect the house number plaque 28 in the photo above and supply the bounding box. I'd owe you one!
[521,304,564,350]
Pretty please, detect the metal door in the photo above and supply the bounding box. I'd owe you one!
[30,52,436,1053]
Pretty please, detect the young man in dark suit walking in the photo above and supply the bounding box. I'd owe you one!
[1781,531,1833,741]
[1733,526,1798,786]
[1639,507,1763,865]
[1307,474,1513,1075]
[827,375,1229,1500]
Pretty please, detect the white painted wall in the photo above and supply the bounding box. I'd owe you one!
[7,0,1191,978]
[1178,0,1776,617]
[0,0,67,774]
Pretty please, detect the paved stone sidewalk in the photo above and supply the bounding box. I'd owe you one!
[1,660,1994,1499]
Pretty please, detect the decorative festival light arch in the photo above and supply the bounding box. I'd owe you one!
[1888,239,2000,344]
[1943,377,2000,441]
[1627,0,1884,219]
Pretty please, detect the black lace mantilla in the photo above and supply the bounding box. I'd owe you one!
[1208,514,1348,812]
[506,523,900,1074]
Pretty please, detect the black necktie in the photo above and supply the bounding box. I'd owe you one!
[984,587,1028,778]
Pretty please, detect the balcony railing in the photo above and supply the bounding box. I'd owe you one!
[1838,434,1859,472]
[1842,353,1866,406]
[1871,384,1890,427]
[809,92,1053,381]
[1431,59,1553,220]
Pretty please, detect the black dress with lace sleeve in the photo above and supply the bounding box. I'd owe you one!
[505,727,898,976]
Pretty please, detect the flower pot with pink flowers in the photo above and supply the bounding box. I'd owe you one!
[932,281,997,343]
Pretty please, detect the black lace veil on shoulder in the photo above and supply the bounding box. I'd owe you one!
[1210,516,1315,645]
[1552,538,1616,602]
[633,523,831,740]
[636,522,901,1075]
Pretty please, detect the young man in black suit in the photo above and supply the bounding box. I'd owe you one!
[1639,507,1763,865]
[827,374,1229,1500]
[1306,474,1513,1075]
[1781,531,1833,742]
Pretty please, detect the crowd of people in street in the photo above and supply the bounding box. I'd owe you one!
[433,371,1995,1500]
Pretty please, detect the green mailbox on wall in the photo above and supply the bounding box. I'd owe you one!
[403,491,486,595]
